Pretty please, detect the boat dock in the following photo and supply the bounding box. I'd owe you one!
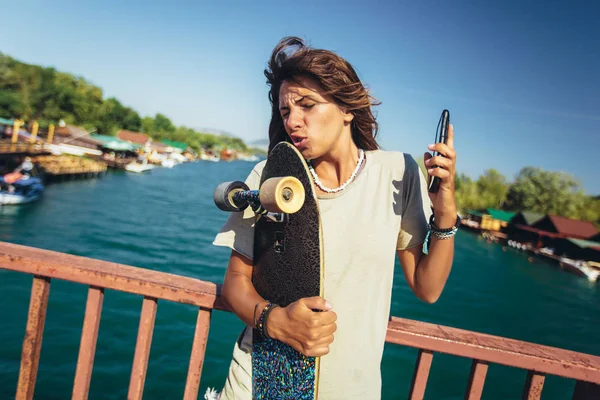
[0,141,52,157]
[33,155,107,182]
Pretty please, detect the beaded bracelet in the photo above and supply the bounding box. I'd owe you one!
[261,304,279,339]
[422,214,461,255]
[256,302,279,339]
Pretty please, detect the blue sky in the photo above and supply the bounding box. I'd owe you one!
[1,0,599,194]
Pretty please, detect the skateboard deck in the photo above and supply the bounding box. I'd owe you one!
[252,141,323,399]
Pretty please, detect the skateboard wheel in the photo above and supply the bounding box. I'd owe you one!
[214,181,250,212]
[259,176,305,214]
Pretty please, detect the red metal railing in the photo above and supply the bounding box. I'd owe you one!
[1,242,599,399]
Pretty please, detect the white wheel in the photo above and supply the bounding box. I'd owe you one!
[259,176,305,213]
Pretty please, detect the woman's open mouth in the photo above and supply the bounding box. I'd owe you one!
[291,136,307,148]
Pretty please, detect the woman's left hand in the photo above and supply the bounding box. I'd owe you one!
[424,124,457,226]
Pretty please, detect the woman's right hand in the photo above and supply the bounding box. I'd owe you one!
[266,296,337,357]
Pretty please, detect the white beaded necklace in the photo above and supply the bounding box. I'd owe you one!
[308,149,365,193]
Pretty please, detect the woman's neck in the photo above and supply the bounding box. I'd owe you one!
[311,141,360,190]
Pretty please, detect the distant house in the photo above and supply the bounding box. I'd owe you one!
[510,214,599,250]
[461,208,516,233]
[160,139,188,153]
[148,141,169,154]
[506,211,546,244]
[531,215,598,240]
[480,209,516,232]
[91,134,140,153]
[117,130,151,147]
[552,238,600,262]
[0,117,14,137]
[510,211,544,227]
[53,125,103,151]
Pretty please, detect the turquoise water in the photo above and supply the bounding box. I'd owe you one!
[0,162,598,400]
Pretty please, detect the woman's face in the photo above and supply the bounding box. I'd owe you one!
[278,76,354,160]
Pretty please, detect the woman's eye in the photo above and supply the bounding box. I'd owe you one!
[302,103,315,109]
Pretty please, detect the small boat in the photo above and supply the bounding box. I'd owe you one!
[161,158,176,168]
[0,176,44,205]
[125,159,155,173]
[559,257,600,282]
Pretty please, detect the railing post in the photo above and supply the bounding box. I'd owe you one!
[521,371,545,400]
[464,360,488,400]
[183,308,212,400]
[128,296,158,400]
[16,276,51,400]
[72,286,105,400]
[409,349,433,400]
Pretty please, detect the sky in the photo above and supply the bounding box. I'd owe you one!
[1,0,599,194]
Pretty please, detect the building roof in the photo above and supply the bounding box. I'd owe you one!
[0,117,14,125]
[55,124,89,137]
[161,139,188,151]
[566,238,600,251]
[546,215,598,239]
[91,134,140,152]
[117,130,151,145]
[465,210,484,217]
[149,141,169,153]
[514,224,564,238]
[53,125,103,146]
[517,211,545,226]
[486,209,516,222]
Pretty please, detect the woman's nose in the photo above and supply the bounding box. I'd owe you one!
[285,109,303,131]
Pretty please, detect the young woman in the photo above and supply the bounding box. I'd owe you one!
[212,36,458,399]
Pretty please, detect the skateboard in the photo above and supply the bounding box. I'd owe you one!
[214,141,323,399]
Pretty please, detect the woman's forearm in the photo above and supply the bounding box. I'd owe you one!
[414,212,456,302]
[414,237,454,302]
[221,253,266,328]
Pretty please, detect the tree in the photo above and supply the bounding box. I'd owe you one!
[153,113,176,134]
[141,116,155,134]
[505,167,586,218]
[476,169,508,209]
[455,173,483,211]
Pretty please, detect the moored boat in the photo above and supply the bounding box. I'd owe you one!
[0,176,44,205]
[125,159,155,173]
[559,257,600,282]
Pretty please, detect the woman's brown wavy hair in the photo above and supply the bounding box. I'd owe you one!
[264,37,381,153]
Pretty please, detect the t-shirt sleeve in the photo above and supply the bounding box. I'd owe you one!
[396,154,433,250]
[212,161,265,260]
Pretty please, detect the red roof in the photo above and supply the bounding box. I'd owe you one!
[515,225,566,238]
[117,130,150,145]
[548,215,598,239]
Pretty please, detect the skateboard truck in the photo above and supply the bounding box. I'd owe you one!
[214,177,305,221]
[263,212,288,223]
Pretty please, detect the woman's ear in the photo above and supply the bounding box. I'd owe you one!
[342,109,354,124]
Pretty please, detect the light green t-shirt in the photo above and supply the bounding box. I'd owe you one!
[213,150,432,399]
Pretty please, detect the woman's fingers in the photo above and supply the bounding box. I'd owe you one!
[427,167,452,180]
[446,124,454,149]
[427,143,456,160]
[425,155,454,171]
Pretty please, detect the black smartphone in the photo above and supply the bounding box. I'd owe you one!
[427,109,450,193]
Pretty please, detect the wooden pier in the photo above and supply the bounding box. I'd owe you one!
[0,141,51,157]
[33,155,107,182]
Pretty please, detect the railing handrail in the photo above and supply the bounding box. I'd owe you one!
[0,241,227,311]
[387,317,600,383]
[1,241,599,391]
